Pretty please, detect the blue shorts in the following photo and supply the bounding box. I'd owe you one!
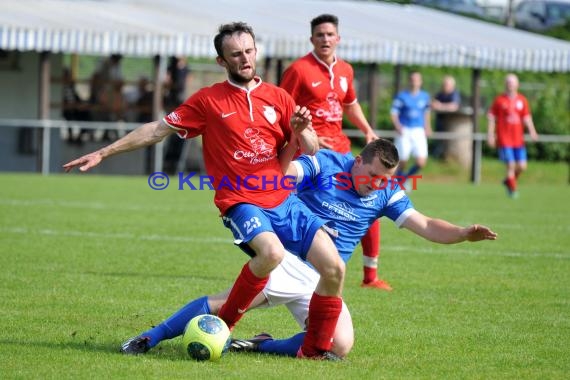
[222,194,326,261]
[499,147,527,163]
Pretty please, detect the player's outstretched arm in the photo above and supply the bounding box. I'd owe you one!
[63,120,175,173]
[402,211,498,244]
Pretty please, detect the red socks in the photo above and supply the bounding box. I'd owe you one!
[300,293,342,356]
[505,176,517,192]
[217,263,268,330]
[361,219,380,283]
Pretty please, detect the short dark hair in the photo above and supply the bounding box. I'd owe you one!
[310,14,339,34]
[214,22,256,58]
[360,138,399,169]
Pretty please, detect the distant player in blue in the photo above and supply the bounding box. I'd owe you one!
[391,71,432,185]
[121,139,497,359]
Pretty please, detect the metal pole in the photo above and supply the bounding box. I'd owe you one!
[368,63,378,130]
[42,125,51,176]
[38,51,51,175]
[505,0,515,27]
[276,59,284,86]
[470,68,482,184]
[152,55,164,173]
[393,64,402,99]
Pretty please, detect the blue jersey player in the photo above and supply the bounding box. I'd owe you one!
[391,71,432,184]
[121,139,497,359]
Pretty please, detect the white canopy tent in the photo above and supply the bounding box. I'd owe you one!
[1,0,570,71]
[1,0,569,178]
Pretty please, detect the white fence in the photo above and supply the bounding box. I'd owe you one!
[1,119,569,182]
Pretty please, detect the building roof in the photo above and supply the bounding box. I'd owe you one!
[1,0,570,71]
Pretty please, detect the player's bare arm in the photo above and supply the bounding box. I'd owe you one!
[391,113,403,135]
[402,211,498,244]
[487,116,496,148]
[424,110,432,137]
[279,106,317,172]
[523,115,539,141]
[63,120,175,172]
[343,102,378,143]
[291,105,318,155]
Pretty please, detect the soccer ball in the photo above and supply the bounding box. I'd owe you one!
[182,314,231,361]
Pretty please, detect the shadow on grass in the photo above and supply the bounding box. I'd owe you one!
[0,337,190,361]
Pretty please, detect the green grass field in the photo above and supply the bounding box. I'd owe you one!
[1,169,569,379]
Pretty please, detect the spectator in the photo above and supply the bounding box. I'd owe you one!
[62,68,90,144]
[164,56,191,112]
[133,76,154,123]
[163,56,192,172]
[431,75,461,158]
[96,54,124,141]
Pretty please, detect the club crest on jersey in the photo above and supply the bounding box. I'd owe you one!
[263,106,277,124]
[339,76,348,93]
[360,194,377,208]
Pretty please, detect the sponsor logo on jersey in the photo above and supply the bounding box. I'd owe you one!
[233,127,276,165]
[167,111,181,124]
[221,111,237,118]
[322,201,358,221]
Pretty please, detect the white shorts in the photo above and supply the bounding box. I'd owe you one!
[394,127,428,161]
[261,251,348,329]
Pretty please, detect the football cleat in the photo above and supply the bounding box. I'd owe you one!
[228,333,273,352]
[120,335,151,355]
[296,347,343,361]
[361,278,393,291]
[502,179,518,199]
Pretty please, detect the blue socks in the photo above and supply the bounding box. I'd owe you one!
[142,296,211,348]
[406,164,421,177]
[257,332,306,357]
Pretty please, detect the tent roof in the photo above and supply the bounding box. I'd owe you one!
[1,0,570,71]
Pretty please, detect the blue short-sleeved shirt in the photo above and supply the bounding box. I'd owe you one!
[391,90,431,128]
[292,150,415,263]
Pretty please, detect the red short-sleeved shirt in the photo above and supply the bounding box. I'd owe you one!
[280,53,356,154]
[163,77,294,215]
[488,93,530,148]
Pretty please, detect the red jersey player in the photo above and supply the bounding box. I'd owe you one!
[487,73,538,198]
[280,14,388,291]
[64,22,345,360]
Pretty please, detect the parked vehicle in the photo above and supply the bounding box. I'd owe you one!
[412,0,487,18]
[513,0,570,31]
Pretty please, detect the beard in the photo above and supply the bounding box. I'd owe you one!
[227,67,256,85]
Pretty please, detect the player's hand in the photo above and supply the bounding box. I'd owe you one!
[318,136,334,150]
[487,135,496,149]
[291,106,312,133]
[465,224,497,242]
[530,130,539,142]
[63,151,103,173]
[425,127,433,138]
